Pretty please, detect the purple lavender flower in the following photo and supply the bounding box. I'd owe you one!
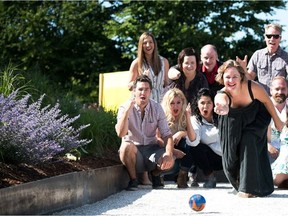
[0,91,91,163]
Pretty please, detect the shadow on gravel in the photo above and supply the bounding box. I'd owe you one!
[54,188,152,215]
[269,193,288,198]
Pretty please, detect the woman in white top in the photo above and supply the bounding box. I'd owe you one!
[128,32,169,103]
[187,88,222,188]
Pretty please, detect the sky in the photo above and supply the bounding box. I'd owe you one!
[258,4,288,49]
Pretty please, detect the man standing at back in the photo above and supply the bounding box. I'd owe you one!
[199,44,223,96]
[245,23,288,94]
[268,76,288,163]
[115,75,180,191]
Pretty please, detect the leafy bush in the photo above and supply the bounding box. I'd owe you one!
[0,91,91,163]
[76,108,121,156]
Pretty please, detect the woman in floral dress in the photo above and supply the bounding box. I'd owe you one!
[271,110,288,189]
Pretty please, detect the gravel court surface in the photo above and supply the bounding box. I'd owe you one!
[54,182,288,216]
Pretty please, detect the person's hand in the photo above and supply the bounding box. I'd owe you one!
[172,131,185,146]
[172,131,181,146]
[185,103,192,116]
[268,143,279,159]
[214,93,229,115]
[214,102,229,115]
[236,55,248,71]
[173,149,186,159]
[143,69,150,76]
[128,82,133,91]
[275,121,284,133]
[168,68,181,80]
[126,95,136,112]
[160,152,174,170]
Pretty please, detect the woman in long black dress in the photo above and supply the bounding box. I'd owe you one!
[214,60,283,197]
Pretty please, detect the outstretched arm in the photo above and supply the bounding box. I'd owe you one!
[214,90,230,115]
[160,134,175,170]
[252,81,284,132]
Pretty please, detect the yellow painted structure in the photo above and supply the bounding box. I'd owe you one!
[99,71,131,111]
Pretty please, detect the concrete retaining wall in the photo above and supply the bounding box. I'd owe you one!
[0,164,228,215]
[0,165,129,215]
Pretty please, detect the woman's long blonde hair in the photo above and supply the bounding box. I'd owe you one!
[137,32,161,76]
[161,88,188,132]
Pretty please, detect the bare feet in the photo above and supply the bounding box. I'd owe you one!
[237,192,256,198]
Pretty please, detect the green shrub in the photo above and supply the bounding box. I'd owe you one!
[0,62,33,97]
[24,65,82,116]
[76,108,121,156]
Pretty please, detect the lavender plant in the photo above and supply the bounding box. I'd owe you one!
[0,91,91,163]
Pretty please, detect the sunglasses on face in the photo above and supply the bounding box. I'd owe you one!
[265,34,281,39]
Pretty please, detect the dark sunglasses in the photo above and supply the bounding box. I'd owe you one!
[265,34,281,39]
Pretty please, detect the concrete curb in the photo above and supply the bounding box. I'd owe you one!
[0,165,129,215]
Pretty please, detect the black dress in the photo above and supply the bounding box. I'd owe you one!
[218,80,274,197]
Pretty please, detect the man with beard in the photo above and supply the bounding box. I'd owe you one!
[268,76,288,163]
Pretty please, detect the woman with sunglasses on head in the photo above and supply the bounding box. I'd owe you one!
[237,23,288,95]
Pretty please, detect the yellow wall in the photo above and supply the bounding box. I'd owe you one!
[99,71,131,111]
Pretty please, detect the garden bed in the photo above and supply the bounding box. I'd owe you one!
[0,149,122,189]
[0,164,129,215]
[0,149,129,215]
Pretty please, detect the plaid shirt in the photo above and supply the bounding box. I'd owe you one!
[117,99,171,145]
[248,47,288,94]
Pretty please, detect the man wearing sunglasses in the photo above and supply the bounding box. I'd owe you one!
[241,23,288,94]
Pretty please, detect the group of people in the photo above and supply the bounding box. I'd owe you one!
[115,23,288,198]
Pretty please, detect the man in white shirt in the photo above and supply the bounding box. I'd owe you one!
[268,76,288,163]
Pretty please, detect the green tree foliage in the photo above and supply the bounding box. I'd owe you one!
[0,1,129,103]
[105,0,286,65]
[0,0,286,103]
